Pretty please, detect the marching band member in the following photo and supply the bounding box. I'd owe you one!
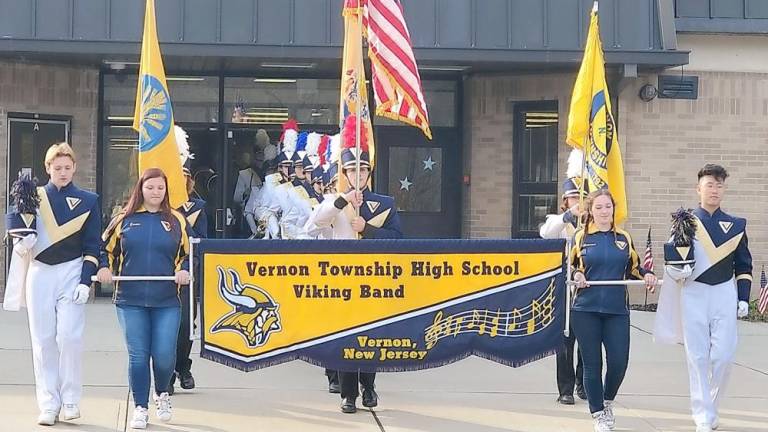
[305,116,402,413]
[539,149,588,404]
[261,120,299,239]
[4,143,101,426]
[570,189,656,432]
[245,143,278,239]
[659,164,752,432]
[169,127,208,395]
[97,168,191,430]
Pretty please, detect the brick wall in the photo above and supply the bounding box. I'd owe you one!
[463,73,574,238]
[621,71,768,302]
[0,61,98,294]
[464,71,768,302]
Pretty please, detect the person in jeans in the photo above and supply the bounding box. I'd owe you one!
[570,189,657,432]
[98,168,191,430]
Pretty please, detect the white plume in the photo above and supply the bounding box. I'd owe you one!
[306,132,322,157]
[175,125,193,165]
[281,129,298,153]
[566,149,584,179]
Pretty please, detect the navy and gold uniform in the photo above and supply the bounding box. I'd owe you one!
[100,209,191,308]
[678,207,752,427]
[691,207,752,301]
[34,182,102,285]
[305,114,403,413]
[569,224,651,417]
[21,181,102,415]
[171,198,208,393]
[178,198,208,238]
[570,225,651,315]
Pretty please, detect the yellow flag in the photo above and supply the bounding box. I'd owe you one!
[340,0,375,167]
[133,0,187,208]
[565,3,627,224]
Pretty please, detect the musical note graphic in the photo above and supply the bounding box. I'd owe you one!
[424,278,557,350]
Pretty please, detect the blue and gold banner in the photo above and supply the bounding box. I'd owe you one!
[198,239,566,372]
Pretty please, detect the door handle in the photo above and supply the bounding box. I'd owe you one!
[215,209,224,232]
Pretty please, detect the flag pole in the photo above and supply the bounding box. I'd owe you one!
[355,0,363,217]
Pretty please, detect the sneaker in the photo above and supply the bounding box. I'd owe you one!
[130,406,149,429]
[592,410,613,432]
[61,404,81,420]
[179,371,195,390]
[696,425,712,432]
[603,400,616,428]
[153,392,172,422]
[37,410,58,426]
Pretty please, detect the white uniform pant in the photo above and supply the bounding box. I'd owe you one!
[681,279,738,427]
[25,258,85,412]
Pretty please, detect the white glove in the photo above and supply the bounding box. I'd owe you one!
[665,264,692,282]
[737,301,749,318]
[13,234,37,255]
[73,284,90,305]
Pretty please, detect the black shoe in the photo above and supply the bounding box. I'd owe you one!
[362,388,378,408]
[328,382,341,394]
[341,398,357,413]
[167,374,176,396]
[557,395,575,405]
[179,371,195,390]
[576,385,587,401]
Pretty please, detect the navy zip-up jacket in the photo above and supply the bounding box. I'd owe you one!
[100,208,191,308]
[569,224,652,315]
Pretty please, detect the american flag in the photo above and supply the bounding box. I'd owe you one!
[758,265,768,315]
[361,0,432,139]
[643,226,654,272]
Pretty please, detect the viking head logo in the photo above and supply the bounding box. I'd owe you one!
[211,266,281,348]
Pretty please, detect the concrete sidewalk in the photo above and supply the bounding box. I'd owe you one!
[0,302,766,432]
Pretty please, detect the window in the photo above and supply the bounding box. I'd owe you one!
[223,78,340,126]
[512,102,559,238]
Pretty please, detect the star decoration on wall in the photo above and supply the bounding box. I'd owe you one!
[422,156,436,171]
[399,177,413,191]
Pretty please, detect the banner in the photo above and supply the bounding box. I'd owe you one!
[198,239,566,372]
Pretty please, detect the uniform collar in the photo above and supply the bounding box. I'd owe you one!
[586,222,612,234]
[694,206,723,219]
[136,205,161,214]
[45,181,75,193]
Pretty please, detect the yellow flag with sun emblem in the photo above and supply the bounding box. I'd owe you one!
[566,2,627,224]
[132,0,187,208]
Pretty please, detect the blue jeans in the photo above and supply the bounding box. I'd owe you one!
[571,311,630,414]
[116,305,181,408]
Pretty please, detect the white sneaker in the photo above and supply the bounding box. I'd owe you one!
[696,425,713,432]
[153,392,172,422]
[61,404,81,420]
[130,406,149,429]
[37,410,58,426]
[592,410,613,432]
[603,400,616,429]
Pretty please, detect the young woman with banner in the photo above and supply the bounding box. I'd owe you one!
[97,168,191,429]
[569,189,657,432]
